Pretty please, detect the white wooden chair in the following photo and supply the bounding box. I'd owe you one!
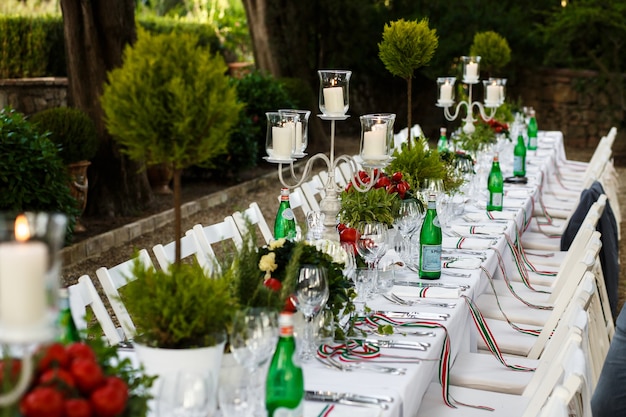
[287,186,311,220]
[192,216,242,274]
[152,229,210,271]
[232,202,273,245]
[95,248,154,340]
[68,275,122,346]
[300,174,325,212]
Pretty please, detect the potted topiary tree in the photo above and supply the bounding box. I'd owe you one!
[30,106,98,232]
[378,18,438,150]
[100,28,242,399]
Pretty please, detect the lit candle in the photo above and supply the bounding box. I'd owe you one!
[362,126,387,158]
[465,61,478,81]
[295,121,303,153]
[272,126,292,159]
[440,81,453,102]
[0,215,48,331]
[486,82,499,104]
[498,85,505,103]
[323,86,344,115]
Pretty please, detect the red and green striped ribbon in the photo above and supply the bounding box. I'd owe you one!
[501,233,552,293]
[462,294,536,372]
[354,313,493,411]
[317,404,335,417]
[317,339,382,361]
[480,265,543,336]
[505,231,557,277]
[491,248,554,310]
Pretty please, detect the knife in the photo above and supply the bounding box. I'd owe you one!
[373,310,449,320]
[349,338,430,350]
[393,280,469,290]
[304,391,389,409]
[306,390,394,404]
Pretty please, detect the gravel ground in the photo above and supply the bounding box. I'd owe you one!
[60,142,626,312]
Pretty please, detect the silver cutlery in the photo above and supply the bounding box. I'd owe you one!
[442,248,488,257]
[373,310,449,321]
[305,390,391,409]
[393,280,469,290]
[316,356,407,375]
[348,338,430,351]
[404,264,472,278]
[306,390,394,405]
[382,293,457,309]
[362,327,437,337]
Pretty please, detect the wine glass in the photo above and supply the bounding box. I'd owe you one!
[229,308,279,411]
[422,178,445,198]
[355,222,388,268]
[157,371,216,417]
[290,265,329,362]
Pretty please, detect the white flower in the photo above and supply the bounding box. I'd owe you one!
[269,238,286,250]
[308,239,347,265]
[258,252,278,279]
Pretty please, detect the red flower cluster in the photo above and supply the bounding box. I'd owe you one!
[345,170,411,199]
[486,119,509,135]
[3,342,129,417]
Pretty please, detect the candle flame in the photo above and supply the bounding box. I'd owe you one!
[15,214,30,242]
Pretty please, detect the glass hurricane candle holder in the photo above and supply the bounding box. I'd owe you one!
[483,79,500,108]
[0,212,67,344]
[359,113,395,168]
[436,77,456,107]
[461,56,481,84]
[318,70,351,117]
[488,78,507,105]
[264,111,298,163]
[278,109,311,158]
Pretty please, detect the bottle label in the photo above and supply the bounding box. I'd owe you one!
[421,244,442,272]
[273,402,303,417]
[529,136,537,149]
[490,192,503,207]
[282,208,295,221]
[513,156,524,174]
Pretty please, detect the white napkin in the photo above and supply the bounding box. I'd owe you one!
[450,224,506,236]
[442,258,482,269]
[442,236,495,250]
[378,249,404,269]
[464,211,517,222]
[393,286,462,299]
[305,402,383,417]
[505,189,531,199]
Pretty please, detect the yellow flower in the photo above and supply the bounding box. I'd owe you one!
[269,238,286,250]
[259,252,278,279]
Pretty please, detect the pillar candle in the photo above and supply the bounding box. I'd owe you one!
[486,82,499,104]
[323,87,344,115]
[295,121,303,152]
[440,82,453,102]
[0,240,48,330]
[465,62,478,81]
[272,126,292,159]
[362,128,386,158]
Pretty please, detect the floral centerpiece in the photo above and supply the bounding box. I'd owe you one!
[1,337,154,417]
[224,231,356,339]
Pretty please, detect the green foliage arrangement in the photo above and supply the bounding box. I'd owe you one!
[231,70,296,162]
[0,15,52,78]
[121,261,238,349]
[339,186,400,227]
[378,18,438,148]
[0,107,78,241]
[455,121,498,154]
[29,107,98,164]
[386,137,448,192]
[469,31,511,75]
[101,29,242,263]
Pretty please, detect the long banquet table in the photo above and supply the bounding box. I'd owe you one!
[300,131,567,417]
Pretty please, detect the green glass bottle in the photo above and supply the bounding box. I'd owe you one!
[57,288,80,344]
[266,312,304,417]
[513,133,527,177]
[527,108,538,151]
[274,188,297,240]
[419,193,442,280]
[437,127,448,152]
[487,153,504,212]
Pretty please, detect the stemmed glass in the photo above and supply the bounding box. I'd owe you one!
[355,222,388,268]
[229,308,279,413]
[290,265,329,362]
[393,199,423,266]
[157,371,216,417]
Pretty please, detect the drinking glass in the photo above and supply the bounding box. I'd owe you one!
[422,178,445,198]
[218,358,253,417]
[394,199,420,240]
[229,308,279,411]
[355,222,388,268]
[353,267,376,312]
[290,265,329,361]
[157,371,216,417]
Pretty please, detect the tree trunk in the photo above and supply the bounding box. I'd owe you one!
[242,0,329,154]
[61,0,152,217]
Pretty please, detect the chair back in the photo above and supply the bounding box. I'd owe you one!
[152,229,210,271]
[192,216,243,274]
[232,202,273,245]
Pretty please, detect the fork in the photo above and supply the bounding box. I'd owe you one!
[319,356,407,375]
[385,293,457,309]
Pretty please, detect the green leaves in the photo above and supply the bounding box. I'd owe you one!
[339,187,399,227]
[378,18,439,80]
[386,137,447,192]
[469,31,511,75]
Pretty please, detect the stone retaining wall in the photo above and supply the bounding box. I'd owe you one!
[0,77,67,114]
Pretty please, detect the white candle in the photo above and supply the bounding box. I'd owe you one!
[295,121,303,152]
[0,216,48,331]
[486,82,499,104]
[272,126,292,159]
[362,128,386,158]
[323,86,344,115]
[498,85,505,102]
[465,62,478,81]
[440,82,453,102]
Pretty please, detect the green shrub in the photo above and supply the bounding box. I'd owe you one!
[0,16,51,78]
[469,31,511,75]
[232,71,296,162]
[29,107,98,164]
[137,16,223,57]
[0,107,78,241]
